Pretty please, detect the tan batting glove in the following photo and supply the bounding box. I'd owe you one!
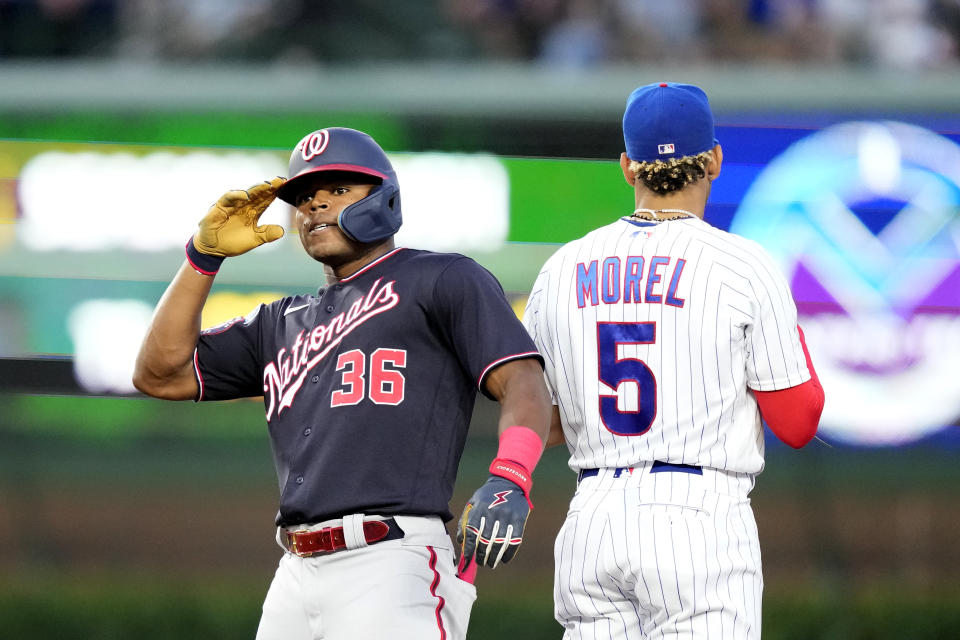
[193,177,287,258]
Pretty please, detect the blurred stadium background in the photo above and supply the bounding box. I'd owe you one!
[2,1,960,638]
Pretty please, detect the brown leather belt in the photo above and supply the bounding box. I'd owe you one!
[283,517,404,558]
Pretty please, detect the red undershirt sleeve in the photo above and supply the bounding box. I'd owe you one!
[752,325,825,449]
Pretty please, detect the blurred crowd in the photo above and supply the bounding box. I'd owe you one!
[0,0,958,70]
[449,0,960,69]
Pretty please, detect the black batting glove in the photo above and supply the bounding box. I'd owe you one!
[457,464,532,569]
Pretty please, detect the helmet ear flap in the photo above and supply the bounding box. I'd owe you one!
[337,183,402,244]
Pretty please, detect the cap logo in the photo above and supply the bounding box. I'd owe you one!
[295,129,330,162]
[658,143,675,155]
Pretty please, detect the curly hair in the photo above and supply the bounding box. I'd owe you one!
[628,150,713,194]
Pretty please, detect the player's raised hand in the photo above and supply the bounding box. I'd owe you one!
[193,177,287,257]
[457,474,531,570]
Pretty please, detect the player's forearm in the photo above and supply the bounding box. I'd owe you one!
[482,358,552,489]
[133,261,214,399]
[489,360,552,444]
[457,358,550,575]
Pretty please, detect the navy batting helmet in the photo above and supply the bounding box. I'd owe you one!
[276,127,402,244]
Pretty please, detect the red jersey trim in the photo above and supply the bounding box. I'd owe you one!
[340,247,405,283]
[477,351,543,391]
[192,348,205,402]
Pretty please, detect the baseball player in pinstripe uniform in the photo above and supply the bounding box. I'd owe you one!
[522,83,825,639]
[133,127,552,639]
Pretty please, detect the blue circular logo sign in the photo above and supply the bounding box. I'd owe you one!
[730,121,960,445]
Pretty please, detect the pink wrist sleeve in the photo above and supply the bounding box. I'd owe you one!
[495,425,545,472]
[489,426,545,498]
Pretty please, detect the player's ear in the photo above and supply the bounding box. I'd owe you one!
[620,153,636,186]
[707,145,722,181]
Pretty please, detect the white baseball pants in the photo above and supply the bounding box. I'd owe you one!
[555,464,762,639]
[256,514,476,640]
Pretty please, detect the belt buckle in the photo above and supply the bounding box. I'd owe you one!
[288,529,314,558]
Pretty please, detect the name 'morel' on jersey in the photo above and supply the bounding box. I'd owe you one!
[523,216,811,475]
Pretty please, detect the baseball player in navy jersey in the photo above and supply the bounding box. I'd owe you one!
[133,127,552,640]
[522,83,826,639]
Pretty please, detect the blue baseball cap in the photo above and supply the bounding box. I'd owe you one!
[623,82,718,162]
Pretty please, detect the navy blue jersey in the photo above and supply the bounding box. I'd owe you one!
[194,248,542,527]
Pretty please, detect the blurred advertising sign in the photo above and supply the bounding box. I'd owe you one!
[66,292,284,395]
[13,146,508,254]
[18,150,289,251]
[67,299,154,395]
[730,121,960,446]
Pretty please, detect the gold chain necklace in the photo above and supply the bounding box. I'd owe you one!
[630,208,697,222]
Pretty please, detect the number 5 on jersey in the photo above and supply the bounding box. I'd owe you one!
[598,322,657,436]
[331,348,407,407]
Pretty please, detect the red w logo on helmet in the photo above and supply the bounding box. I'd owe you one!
[296,130,330,162]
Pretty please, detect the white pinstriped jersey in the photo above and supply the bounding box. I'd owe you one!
[523,215,810,475]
